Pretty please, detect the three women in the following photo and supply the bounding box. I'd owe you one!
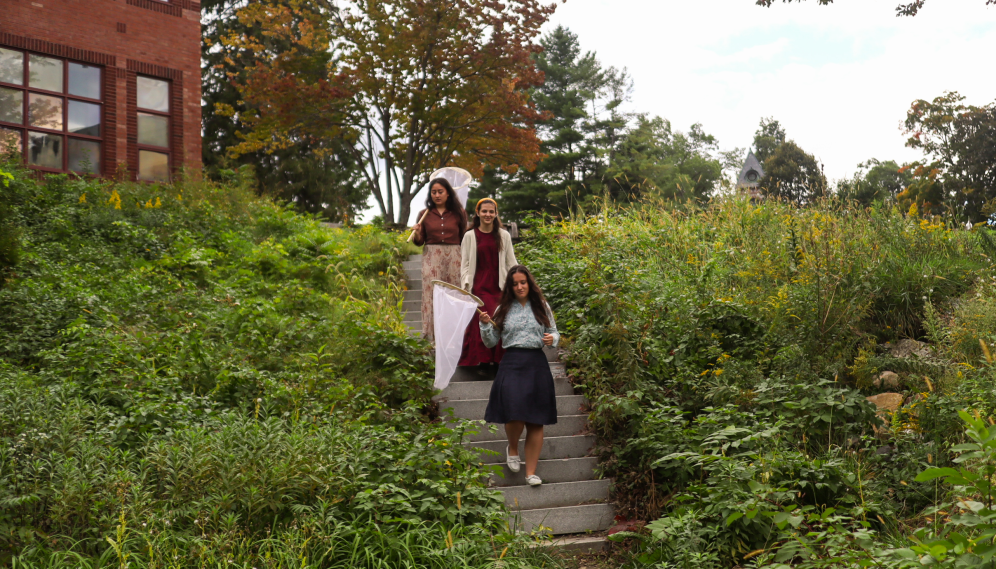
[411,188,558,485]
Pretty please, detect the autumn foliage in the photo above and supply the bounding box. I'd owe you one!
[223,0,555,224]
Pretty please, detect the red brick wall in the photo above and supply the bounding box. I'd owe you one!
[0,0,202,178]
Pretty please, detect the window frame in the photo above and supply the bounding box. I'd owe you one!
[0,47,104,175]
[135,75,172,182]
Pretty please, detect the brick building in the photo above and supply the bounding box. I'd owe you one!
[0,0,202,181]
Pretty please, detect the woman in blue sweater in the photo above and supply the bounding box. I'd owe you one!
[479,265,559,486]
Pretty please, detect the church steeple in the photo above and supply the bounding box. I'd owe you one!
[737,150,765,189]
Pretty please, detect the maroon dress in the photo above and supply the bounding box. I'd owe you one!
[458,228,505,366]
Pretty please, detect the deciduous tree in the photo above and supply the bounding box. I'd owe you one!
[761,140,827,204]
[227,0,553,225]
[903,91,996,221]
[202,0,363,220]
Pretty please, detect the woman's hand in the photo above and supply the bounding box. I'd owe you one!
[479,311,493,325]
[411,223,421,235]
[542,333,554,346]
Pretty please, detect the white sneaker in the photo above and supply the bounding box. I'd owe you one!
[526,475,542,486]
[506,446,521,473]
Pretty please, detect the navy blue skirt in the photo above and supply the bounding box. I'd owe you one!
[484,347,558,425]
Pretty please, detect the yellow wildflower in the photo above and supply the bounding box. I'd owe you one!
[78,193,86,204]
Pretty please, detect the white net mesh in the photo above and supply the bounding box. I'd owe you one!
[430,167,473,210]
[432,285,478,390]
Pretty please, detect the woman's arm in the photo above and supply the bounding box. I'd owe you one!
[504,230,518,268]
[460,231,475,291]
[544,305,560,348]
[479,315,500,348]
[412,210,427,246]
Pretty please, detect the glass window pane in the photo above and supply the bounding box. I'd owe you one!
[138,113,168,147]
[28,94,63,130]
[0,87,23,124]
[68,63,101,99]
[28,131,62,169]
[68,139,100,173]
[0,127,21,154]
[0,48,23,86]
[137,76,169,112]
[138,150,169,182]
[68,101,100,136]
[29,54,63,92]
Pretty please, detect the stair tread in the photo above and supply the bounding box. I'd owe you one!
[513,503,616,535]
[500,479,611,510]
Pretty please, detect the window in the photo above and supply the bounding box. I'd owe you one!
[0,47,103,174]
[136,76,170,181]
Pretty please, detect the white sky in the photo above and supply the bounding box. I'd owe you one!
[547,0,996,181]
[378,0,996,224]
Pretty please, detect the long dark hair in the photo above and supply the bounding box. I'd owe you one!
[473,198,504,253]
[424,177,468,240]
[493,265,551,330]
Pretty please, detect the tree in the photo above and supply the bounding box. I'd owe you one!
[754,0,996,17]
[838,159,912,205]
[604,116,723,202]
[760,141,827,204]
[903,91,996,221]
[753,117,785,163]
[497,26,605,219]
[228,0,552,225]
[202,0,364,221]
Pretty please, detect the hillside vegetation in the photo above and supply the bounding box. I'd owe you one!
[0,162,550,568]
[520,197,996,566]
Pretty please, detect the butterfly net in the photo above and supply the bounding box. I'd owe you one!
[432,284,478,390]
[430,167,473,210]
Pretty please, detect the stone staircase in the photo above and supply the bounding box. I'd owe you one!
[403,254,614,552]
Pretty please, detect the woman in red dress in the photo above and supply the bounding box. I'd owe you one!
[458,198,517,369]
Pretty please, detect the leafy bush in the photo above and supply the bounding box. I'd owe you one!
[0,162,532,566]
[517,196,991,565]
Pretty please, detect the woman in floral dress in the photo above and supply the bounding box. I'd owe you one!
[411,178,468,342]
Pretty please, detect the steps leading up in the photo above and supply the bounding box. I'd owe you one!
[501,479,611,510]
[406,253,615,547]
[514,504,616,535]
[456,415,587,442]
[441,395,586,420]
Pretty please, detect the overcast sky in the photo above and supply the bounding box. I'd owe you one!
[386,0,995,224]
[546,0,996,181]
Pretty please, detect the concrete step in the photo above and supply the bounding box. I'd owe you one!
[455,415,587,442]
[543,346,559,362]
[407,254,423,262]
[403,311,421,324]
[402,300,420,313]
[403,289,422,302]
[407,279,422,291]
[448,362,566,383]
[532,535,607,555]
[405,268,421,281]
[403,260,422,271]
[514,503,616,536]
[441,395,586,420]
[470,435,595,464]
[437,376,575,401]
[490,457,599,487]
[502,479,610,511]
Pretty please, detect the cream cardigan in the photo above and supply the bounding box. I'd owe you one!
[460,227,517,292]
